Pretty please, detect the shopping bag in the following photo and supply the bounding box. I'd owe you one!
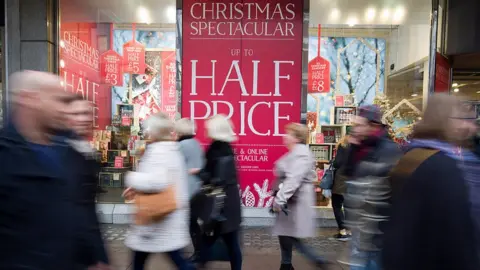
[135,185,176,225]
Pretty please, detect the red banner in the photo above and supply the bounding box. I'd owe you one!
[308,56,330,93]
[161,51,177,120]
[59,22,112,130]
[122,40,146,74]
[434,52,451,93]
[100,50,123,86]
[182,0,303,207]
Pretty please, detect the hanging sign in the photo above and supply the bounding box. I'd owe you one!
[161,51,177,120]
[100,50,123,86]
[122,24,146,74]
[308,25,331,93]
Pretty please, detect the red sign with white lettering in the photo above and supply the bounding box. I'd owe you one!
[182,0,303,207]
[308,56,330,93]
[161,51,177,120]
[59,22,112,130]
[100,50,123,86]
[122,40,146,74]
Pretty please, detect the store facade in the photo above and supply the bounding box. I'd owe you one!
[4,0,439,224]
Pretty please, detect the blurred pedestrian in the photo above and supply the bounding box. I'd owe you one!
[383,94,480,270]
[124,113,194,270]
[174,118,205,260]
[340,105,401,270]
[0,71,107,269]
[330,135,351,241]
[193,114,242,270]
[66,97,109,269]
[272,123,330,270]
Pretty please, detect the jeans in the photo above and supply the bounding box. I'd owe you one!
[278,236,326,265]
[198,230,243,270]
[332,193,346,230]
[133,250,195,270]
[349,248,381,270]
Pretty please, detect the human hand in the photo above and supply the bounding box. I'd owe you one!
[189,168,200,175]
[87,262,113,270]
[322,189,332,198]
[122,187,136,200]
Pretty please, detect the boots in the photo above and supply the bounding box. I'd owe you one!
[279,264,295,270]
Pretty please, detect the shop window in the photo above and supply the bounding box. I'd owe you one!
[307,1,432,207]
[59,0,177,202]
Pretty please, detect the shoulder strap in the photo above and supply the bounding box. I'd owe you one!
[389,148,438,178]
[389,148,438,198]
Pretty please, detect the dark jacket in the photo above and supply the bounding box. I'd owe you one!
[343,134,401,251]
[332,144,349,195]
[0,124,107,269]
[383,149,480,270]
[194,140,242,234]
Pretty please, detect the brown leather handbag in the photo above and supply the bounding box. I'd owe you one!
[134,185,177,225]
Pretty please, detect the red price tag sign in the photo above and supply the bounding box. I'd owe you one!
[122,40,146,74]
[114,156,123,168]
[308,56,330,93]
[100,50,123,86]
[121,116,131,126]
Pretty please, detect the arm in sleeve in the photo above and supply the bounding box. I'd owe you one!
[125,147,169,192]
[275,154,311,205]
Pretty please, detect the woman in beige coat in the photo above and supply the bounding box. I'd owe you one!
[272,123,330,270]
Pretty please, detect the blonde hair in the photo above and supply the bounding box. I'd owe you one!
[285,123,308,144]
[175,118,195,136]
[412,94,467,144]
[337,135,349,148]
[206,114,237,143]
[144,112,174,141]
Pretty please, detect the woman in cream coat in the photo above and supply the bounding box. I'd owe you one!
[124,113,194,270]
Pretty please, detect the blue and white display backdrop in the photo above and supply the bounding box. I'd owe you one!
[111,30,176,115]
[307,36,386,125]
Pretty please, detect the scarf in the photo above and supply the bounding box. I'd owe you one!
[409,139,480,236]
[352,128,386,163]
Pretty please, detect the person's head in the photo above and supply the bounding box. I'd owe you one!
[144,112,174,142]
[412,94,476,146]
[174,118,196,140]
[69,97,93,138]
[283,123,308,149]
[351,105,384,140]
[9,71,73,133]
[205,114,237,143]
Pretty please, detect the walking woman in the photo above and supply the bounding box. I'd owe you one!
[330,135,351,241]
[193,114,242,270]
[272,123,330,270]
[124,113,194,270]
[175,118,205,260]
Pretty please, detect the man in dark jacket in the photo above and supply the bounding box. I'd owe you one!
[0,71,108,270]
[340,105,401,269]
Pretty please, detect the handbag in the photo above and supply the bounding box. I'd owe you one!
[134,185,177,225]
[319,162,335,189]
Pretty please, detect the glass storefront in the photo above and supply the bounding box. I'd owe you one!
[54,0,434,206]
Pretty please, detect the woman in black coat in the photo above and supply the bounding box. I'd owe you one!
[330,136,351,241]
[192,115,242,270]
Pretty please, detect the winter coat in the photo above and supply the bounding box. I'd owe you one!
[125,141,190,253]
[0,124,107,270]
[343,134,401,252]
[178,136,204,198]
[383,142,480,270]
[194,140,242,234]
[332,144,349,195]
[272,143,317,238]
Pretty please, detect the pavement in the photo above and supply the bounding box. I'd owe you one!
[103,225,350,270]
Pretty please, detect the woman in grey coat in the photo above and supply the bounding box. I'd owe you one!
[175,118,205,259]
[272,123,330,270]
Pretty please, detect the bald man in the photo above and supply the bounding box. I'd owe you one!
[0,71,109,270]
